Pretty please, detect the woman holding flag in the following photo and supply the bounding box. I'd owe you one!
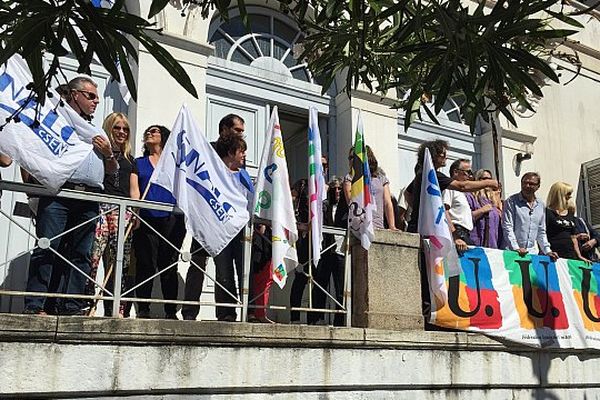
[130,125,186,320]
[343,146,398,231]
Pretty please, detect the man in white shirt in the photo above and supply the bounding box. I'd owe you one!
[443,159,474,251]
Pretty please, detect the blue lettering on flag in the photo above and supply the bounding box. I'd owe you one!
[264,163,277,184]
[172,129,237,223]
[426,169,441,197]
[0,70,77,155]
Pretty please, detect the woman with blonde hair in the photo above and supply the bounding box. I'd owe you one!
[545,181,588,261]
[87,112,134,316]
[465,169,503,248]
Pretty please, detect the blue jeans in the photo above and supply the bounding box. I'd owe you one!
[25,196,99,313]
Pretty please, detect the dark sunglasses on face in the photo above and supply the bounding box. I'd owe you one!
[145,128,161,135]
[113,125,130,133]
[76,90,98,101]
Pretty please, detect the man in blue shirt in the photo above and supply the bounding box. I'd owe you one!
[24,76,118,315]
[502,172,558,260]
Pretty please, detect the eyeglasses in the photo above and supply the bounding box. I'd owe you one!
[458,169,473,175]
[481,176,492,180]
[76,90,98,101]
[112,125,130,133]
[145,128,161,135]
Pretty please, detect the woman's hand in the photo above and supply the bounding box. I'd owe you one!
[582,238,598,251]
[577,232,590,242]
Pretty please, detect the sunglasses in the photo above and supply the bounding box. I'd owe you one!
[76,90,98,101]
[145,128,161,135]
[113,125,130,133]
[458,169,473,175]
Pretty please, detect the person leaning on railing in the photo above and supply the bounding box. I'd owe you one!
[465,169,503,249]
[86,112,135,317]
[545,181,590,262]
[572,210,600,263]
[23,76,118,316]
[130,124,186,320]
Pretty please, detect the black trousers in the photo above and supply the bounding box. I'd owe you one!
[214,230,244,320]
[289,234,313,322]
[182,239,209,320]
[133,214,185,315]
[311,251,345,326]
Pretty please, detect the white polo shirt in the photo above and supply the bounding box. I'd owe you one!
[443,189,473,231]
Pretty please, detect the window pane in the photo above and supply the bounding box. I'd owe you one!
[210,31,230,59]
[220,16,248,39]
[250,15,271,34]
[274,18,297,44]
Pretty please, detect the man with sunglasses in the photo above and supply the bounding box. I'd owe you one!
[24,76,118,316]
[443,159,475,252]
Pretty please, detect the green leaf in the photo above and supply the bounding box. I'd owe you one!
[116,47,137,103]
[546,10,584,29]
[148,0,170,19]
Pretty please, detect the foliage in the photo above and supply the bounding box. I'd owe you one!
[0,0,588,132]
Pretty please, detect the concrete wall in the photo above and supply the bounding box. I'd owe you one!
[2,315,600,399]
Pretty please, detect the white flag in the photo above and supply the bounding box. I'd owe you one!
[150,105,250,257]
[308,106,325,267]
[0,55,103,192]
[253,106,298,288]
[348,111,375,250]
[418,148,460,307]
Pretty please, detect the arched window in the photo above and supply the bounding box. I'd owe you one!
[208,9,313,83]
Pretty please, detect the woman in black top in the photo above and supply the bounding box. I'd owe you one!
[545,182,588,262]
[88,112,134,316]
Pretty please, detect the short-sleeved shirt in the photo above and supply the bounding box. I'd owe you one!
[406,170,453,233]
[132,156,176,218]
[546,208,578,259]
[443,189,473,231]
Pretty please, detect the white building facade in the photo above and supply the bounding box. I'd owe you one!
[1,0,599,313]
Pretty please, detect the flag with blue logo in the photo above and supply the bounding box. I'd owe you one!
[253,106,298,288]
[150,105,250,256]
[418,148,460,307]
[308,106,325,267]
[0,55,103,192]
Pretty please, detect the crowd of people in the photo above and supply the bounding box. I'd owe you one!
[0,76,598,324]
[406,140,600,264]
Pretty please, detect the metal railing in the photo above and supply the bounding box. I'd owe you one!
[0,180,352,325]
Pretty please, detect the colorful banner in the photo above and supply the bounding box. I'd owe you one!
[429,246,600,348]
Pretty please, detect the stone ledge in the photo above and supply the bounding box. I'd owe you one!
[0,314,594,354]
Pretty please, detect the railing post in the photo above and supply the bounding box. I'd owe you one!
[241,223,252,322]
[344,234,352,327]
[112,201,127,318]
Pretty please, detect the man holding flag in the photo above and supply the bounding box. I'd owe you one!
[405,139,498,324]
[150,105,251,321]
